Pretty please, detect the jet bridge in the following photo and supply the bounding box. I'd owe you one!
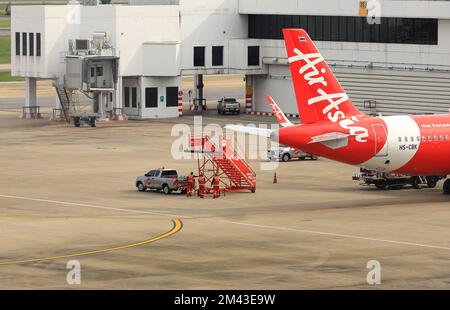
[55,32,121,123]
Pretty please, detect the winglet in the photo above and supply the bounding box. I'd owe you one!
[266,95,294,128]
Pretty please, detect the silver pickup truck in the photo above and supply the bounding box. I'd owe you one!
[267,145,318,162]
[136,169,188,194]
[217,97,241,115]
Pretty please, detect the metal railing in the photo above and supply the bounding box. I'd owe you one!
[22,106,41,118]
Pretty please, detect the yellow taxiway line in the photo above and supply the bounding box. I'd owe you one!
[0,219,183,266]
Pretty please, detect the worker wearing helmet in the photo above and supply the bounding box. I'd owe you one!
[212,173,220,199]
[187,172,195,197]
[198,173,206,199]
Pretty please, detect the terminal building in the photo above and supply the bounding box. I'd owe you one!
[11,0,450,120]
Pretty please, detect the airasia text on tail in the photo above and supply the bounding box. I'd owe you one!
[288,47,369,142]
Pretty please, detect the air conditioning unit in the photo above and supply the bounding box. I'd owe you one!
[75,39,90,51]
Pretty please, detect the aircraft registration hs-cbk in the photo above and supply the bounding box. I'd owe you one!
[227,29,450,195]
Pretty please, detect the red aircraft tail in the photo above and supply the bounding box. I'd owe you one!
[283,29,364,124]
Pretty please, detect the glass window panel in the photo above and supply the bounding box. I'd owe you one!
[22,32,27,56]
[166,87,179,107]
[323,16,331,41]
[330,16,339,41]
[15,32,20,56]
[145,87,158,108]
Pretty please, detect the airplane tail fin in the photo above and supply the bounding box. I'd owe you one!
[266,95,293,128]
[283,29,363,124]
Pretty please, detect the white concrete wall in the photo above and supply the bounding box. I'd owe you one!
[253,63,450,116]
[12,1,450,119]
[140,76,180,118]
[253,66,297,115]
[142,42,181,76]
[129,0,179,4]
[180,0,248,74]
[13,2,450,77]
[11,5,181,79]
[115,5,180,76]
[228,38,266,74]
[258,22,450,69]
[239,0,450,19]
[11,6,46,78]
[12,4,182,119]
[122,76,180,119]
[240,0,450,68]
[122,76,141,118]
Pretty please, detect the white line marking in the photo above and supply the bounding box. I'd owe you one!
[218,220,450,251]
[2,194,450,252]
[0,194,191,219]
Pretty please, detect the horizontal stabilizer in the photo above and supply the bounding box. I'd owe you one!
[308,132,350,149]
[308,132,350,144]
[224,125,274,139]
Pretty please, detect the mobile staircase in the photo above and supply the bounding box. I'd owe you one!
[188,136,256,193]
[53,82,97,127]
[53,82,74,123]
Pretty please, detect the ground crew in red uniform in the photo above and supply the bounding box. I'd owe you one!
[212,173,221,199]
[197,173,206,199]
[187,172,195,197]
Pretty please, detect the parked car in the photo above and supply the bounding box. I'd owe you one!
[218,97,241,115]
[136,169,188,194]
[267,145,318,162]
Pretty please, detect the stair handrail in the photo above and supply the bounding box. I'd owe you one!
[221,137,256,178]
[53,82,70,123]
[194,135,256,187]
[222,151,256,186]
[228,141,257,177]
[215,157,250,187]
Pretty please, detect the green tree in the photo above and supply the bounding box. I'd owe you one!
[5,2,11,17]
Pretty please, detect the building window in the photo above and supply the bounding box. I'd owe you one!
[22,32,27,56]
[91,67,95,77]
[124,87,130,108]
[193,46,205,67]
[166,87,179,107]
[322,16,331,41]
[248,46,260,66]
[96,67,103,77]
[15,32,20,56]
[36,33,41,56]
[248,15,438,45]
[212,46,224,66]
[145,87,158,108]
[131,87,137,108]
[29,33,34,56]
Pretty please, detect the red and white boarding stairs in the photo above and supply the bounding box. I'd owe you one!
[188,136,256,193]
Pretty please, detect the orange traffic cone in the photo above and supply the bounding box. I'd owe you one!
[273,172,278,184]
